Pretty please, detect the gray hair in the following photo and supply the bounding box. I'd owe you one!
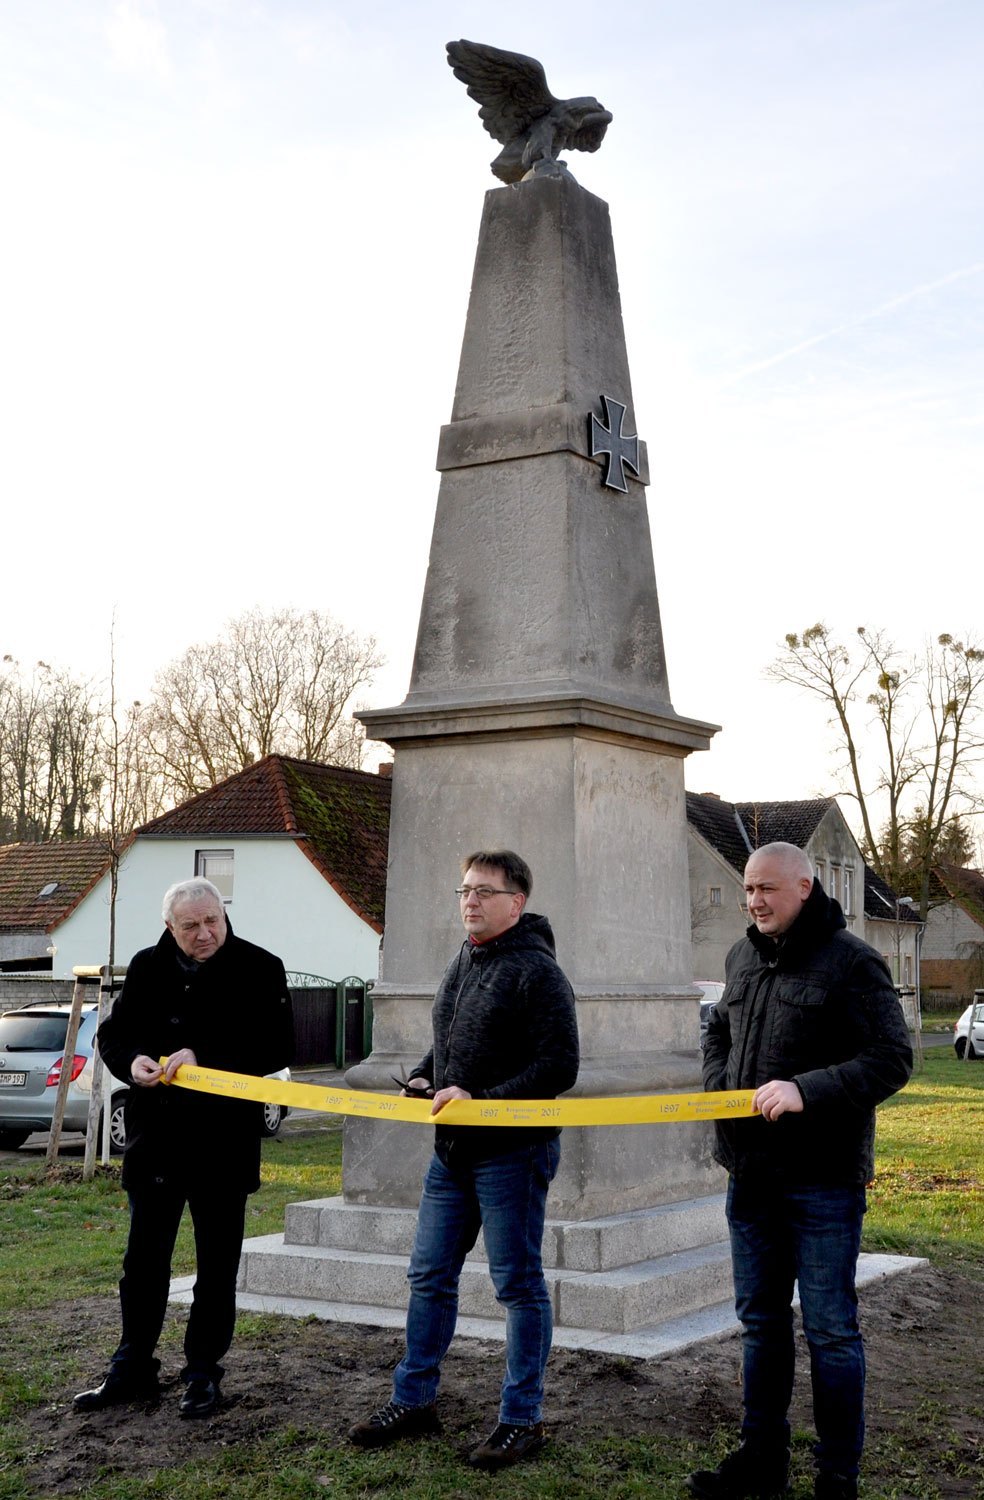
[746,842,814,881]
[162,878,225,924]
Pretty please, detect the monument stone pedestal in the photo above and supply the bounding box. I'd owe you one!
[236,170,734,1343]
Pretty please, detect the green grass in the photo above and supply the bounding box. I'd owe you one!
[0,1427,889,1500]
[0,1130,342,1309]
[0,1429,755,1500]
[864,1048,984,1273]
[920,1009,960,1031]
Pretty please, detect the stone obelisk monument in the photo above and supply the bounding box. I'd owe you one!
[349,44,720,1221]
[234,46,732,1342]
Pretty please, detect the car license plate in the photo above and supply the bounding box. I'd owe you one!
[0,1072,27,1087]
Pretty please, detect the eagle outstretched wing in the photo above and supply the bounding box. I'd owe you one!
[446,39,558,145]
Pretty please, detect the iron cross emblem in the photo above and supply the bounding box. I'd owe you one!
[588,394,640,493]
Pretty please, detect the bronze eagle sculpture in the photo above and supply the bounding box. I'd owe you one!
[446,40,613,184]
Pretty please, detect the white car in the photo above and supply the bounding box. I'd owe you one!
[954,1000,984,1059]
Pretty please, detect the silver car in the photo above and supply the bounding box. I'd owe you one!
[0,1001,289,1151]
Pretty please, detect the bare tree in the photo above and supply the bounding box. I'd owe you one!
[0,657,104,841]
[141,607,382,800]
[767,625,984,916]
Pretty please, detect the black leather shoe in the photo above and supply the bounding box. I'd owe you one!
[178,1377,219,1418]
[73,1373,160,1411]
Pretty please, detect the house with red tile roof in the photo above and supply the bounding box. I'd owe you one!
[686,792,920,988]
[8,757,390,985]
[0,839,114,974]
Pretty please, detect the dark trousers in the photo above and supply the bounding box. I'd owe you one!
[112,1178,248,1382]
[727,1176,867,1479]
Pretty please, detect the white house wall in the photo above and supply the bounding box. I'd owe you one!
[51,838,381,983]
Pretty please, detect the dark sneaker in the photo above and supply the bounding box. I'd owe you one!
[468,1421,547,1471]
[347,1400,440,1448]
[814,1475,858,1500]
[686,1443,789,1499]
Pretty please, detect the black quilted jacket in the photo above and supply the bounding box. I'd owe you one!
[410,911,579,1164]
[703,881,912,1187]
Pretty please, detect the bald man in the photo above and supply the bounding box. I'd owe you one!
[688,843,912,1500]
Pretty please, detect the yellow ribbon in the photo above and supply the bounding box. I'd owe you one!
[162,1061,757,1126]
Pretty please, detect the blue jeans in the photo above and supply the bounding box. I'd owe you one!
[393,1140,560,1425]
[727,1176,867,1478]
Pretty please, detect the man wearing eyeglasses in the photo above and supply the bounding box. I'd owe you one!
[349,849,578,1472]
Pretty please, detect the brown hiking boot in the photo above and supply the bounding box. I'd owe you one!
[347,1400,440,1448]
[468,1421,546,1471]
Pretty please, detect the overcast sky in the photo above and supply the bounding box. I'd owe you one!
[1,0,980,822]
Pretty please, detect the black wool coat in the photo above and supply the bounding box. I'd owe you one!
[98,923,294,1192]
[703,880,912,1188]
[409,911,579,1164]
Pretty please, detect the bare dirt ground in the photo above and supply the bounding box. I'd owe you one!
[14,1263,984,1496]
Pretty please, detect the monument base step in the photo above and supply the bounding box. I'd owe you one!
[168,1191,929,1346]
[169,1251,926,1361]
[229,1232,734,1334]
[282,1192,730,1272]
[228,1194,736,1335]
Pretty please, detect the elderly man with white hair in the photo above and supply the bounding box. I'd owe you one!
[74,878,293,1419]
[688,843,912,1500]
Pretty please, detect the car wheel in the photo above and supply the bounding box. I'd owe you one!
[955,1037,979,1060]
[0,1127,30,1150]
[259,1101,284,1138]
[108,1093,128,1154]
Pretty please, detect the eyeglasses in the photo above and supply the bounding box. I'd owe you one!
[454,886,516,902]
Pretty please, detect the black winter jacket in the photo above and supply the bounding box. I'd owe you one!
[703,881,912,1187]
[410,911,579,1164]
[98,923,294,1192]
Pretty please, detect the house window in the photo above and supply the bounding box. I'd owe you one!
[843,867,854,916]
[830,865,842,902]
[196,849,234,904]
[815,859,826,886]
[904,953,913,985]
[709,887,722,905]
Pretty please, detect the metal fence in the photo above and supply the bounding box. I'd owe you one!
[286,976,374,1068]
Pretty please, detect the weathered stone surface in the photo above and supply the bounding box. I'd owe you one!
[349,170,721,1228]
